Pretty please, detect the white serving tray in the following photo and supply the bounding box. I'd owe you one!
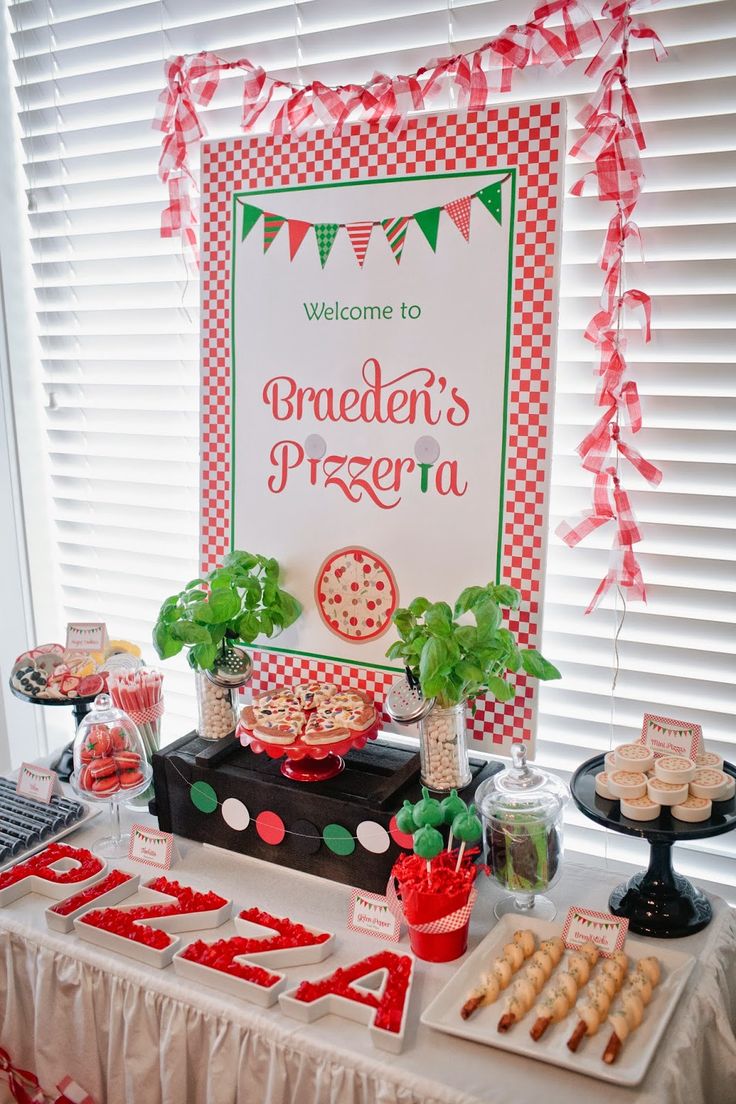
[280,954,415,1054]
[0,801,101,874]
[173,914,336,1008]
[45,872,141,933]
[420,914,694,1087]
[74,885,232,968]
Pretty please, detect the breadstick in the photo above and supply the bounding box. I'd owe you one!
[530,942,600,1041]
[497,937,564,1032]
[602,956,661,1064]
[461,930,536,1020]
[567,952,629,1051]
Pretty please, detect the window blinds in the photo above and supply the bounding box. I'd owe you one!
[5,0,735,890]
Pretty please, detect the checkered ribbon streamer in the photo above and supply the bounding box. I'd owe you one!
[126,699,165,726]
[153,0,598,264]
[560,0,667,611]
[0,1051,96,1104]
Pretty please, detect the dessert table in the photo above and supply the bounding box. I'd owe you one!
[1,798,735,1104]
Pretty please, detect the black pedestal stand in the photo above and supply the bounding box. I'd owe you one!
[9,684,97,781]
[571,754,736,938]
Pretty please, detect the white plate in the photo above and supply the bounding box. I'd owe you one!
[420,915,695,1086]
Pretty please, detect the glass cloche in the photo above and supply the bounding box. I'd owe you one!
[475,742,568,921]
[71,693,152,857]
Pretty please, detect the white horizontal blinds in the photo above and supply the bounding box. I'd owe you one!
[7,0,735,860]
[537,0,736,897]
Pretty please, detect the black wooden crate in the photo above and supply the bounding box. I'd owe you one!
[151,733,501,893]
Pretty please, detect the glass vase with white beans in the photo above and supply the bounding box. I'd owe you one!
[152,550,301,742]
[385,583,561,791]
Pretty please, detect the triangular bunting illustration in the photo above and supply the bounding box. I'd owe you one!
[444,195,472,241]
[263,213,285,252]
[314,223,339,267]
[346,222,373,267]
[414,206,441,252]
[288,219,311,260]
[476,181,503,225]
[241,203,261,241]
[381,217,410,264]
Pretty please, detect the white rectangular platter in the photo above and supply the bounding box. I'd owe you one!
[0,802,101,873]
[420,914,694,1087]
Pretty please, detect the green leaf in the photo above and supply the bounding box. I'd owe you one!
[189,601,215,624]
[262,580,278,607]
[190,642,217,670]
[208,573,232,590]
[486,675,516,702]
[209,623,227,645]
[277,591,301,628]
[520,649,561,681]
[185,578,206,590]
[258,610,273,637]
[454,624,478,651]
[456,660,484,685]
[223,551,258,571]
[474,597,502,636]
[180,589,208,605]
[237,611,260,641]
[264,557,280,581]
[492,583,520,609]
[208,587,241,622]
[454,586,490,618]
[408,596,431,617]
[419,636,450,688]
[170,621,212,645]
[385,641,406,661]
[424,604,453,638]
[392,609,415,638]
[152,621,184,659]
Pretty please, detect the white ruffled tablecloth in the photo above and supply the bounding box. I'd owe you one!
[1,801,736,1104]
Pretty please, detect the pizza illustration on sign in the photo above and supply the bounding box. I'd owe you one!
[315,548,398,644]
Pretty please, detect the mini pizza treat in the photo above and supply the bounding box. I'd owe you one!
[646,777,689,806]
[654,756,696,784]
[607,770,648,800]
[603,956,661,1064]
[621,795,661,821]
[689,768,730,801]
[614,744,655,774]
[293,682,337,709]
[595,772,614,799]
[696,750,723,770]
[717,775,735,801]
[460,930,536,1020]
[240,683,376,751]
[671,795,712,823]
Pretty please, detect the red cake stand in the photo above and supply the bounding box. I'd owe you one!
[235,719,380,782]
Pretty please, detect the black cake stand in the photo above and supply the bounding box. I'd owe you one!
[571,754,736,938]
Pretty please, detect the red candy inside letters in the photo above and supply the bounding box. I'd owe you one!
[79,877,228,951]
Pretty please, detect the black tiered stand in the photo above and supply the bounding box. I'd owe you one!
[9,683,97,781]
[571,754,736,938]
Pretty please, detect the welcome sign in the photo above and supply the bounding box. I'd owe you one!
[201,103,564,748]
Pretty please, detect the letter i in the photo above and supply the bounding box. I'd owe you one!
[304,434,327,485]
[414,437,440,493]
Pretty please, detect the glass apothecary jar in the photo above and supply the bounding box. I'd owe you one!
[476,742,567,920]
[385,678,471,792]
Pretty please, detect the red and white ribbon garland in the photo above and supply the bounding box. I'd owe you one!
[151,1,669,612]
[558,0,665,611]
[152,0,599,264]
[0,1049,95,1104]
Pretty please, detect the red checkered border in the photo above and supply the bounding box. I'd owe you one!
[201,103,562,750]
